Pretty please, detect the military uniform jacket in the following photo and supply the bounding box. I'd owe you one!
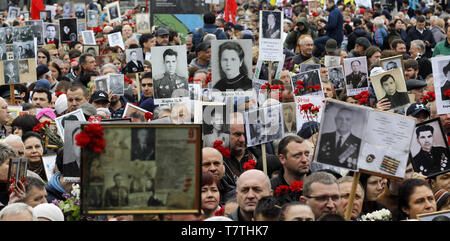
[104,186,129,207]
[382,91,410,109]
[346,71,368,89]
[441,80,450,101]
[125,60,144,73]
[413,147,449,176]
[317,132,361,170]
[154,72,188,99]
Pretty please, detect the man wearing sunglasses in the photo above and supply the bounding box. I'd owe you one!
[300,172,342,220]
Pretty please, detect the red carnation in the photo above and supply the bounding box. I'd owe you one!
[243,159,256,171]
[188,77,194,83]
[289,181,303,192]
[213,140,223,148]
[297,80,304,85]
[214,206,225,216]
[275,185,290,196]
[145,112,153,121]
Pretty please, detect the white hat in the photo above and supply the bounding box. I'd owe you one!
[370,67,385,77]
[55,94,68,115]
[33,203,65,221]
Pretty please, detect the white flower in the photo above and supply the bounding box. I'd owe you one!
[361,209,391,221]
[71,184,80,200]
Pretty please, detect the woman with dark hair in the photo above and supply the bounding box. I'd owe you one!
[366,46,381,69]
[213,41,252,91]
[201,172,221,219]
[355,172,388,216]
[397,178,436,220]
[11,114,40,137]
[48,62,62,81]
[203,108,229,147]
[379,73,409,109]
[22,131,47,181]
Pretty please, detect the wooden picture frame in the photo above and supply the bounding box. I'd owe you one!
[380,55,404,73]
[6,158,27,189]
[45,122,61,149]
[417,210,450,221]
[106,1,121,23]
[80,123,202,215]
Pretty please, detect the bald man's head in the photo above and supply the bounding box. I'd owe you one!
[202,147,225,180]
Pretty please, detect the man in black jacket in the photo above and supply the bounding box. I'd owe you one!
[270,135,312,205]
[347,18,372,52]
[406,16,435,58]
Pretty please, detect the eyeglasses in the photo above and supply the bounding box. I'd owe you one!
[306,195,340,202]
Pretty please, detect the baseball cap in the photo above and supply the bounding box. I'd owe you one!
[34,79,51,90]
[406,102,430,117]
[89,90,110,104]
[325,39,338,54]
[36,65,50,78]
[155,28,169,36]
[195,41,211,53]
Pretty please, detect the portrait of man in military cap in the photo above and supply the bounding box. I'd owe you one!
[152,46,189,100]
[344,57,368,89]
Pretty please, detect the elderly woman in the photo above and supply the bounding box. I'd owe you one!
[22,132,47,181]
[373,17,388,48]
[213,41,252,91]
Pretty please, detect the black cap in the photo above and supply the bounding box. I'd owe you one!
[89,90,110,104]
[406,102,430,116]
[36,64,50,78]
[155,28,169,36]
[195,41,211,53]
[406,79,427,91]
[234,24,244,31]
[356,37,370,49]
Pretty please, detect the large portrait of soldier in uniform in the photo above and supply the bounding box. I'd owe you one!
[151,45,189,101]
[410,118,450,177]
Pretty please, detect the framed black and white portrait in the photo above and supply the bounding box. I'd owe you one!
[431,55,450,114]
[282,102,297,134]
[55,108,86,141]
[299,63,320,73]
[245,105,284,147]
[380,55,403,72]
[59,18,78,43]
[202,104,229,147]
[291,69,323,97]
[62,2,73,18]
[106,1,121,23]
[314,100,368,170]
[410,118,450,177]
[25,20,44,46]
[109,74,125,96]
[261,11,281,39]
[43,23,60,47]
[131,128,156,161]
[3,60,19,84]
[18,59,29,74]
[87,10,98,28]
[107,31,124,50]
[125,48,145,73]
[13,41,35,59]
[40,10,52,23]
[122,103,151,122]
[94,75,109,92]
[324,55,341,68]
[136,13,151,34]
[62,120,85,182]
[418,210,450,221]
[371,68,410,110]
[327,66,346,89]
[80,124,201,215]
[84,45,99,56]
[82,30,96,45]
[344,56,369,96]
[74,3,86,19]
[151,45,189,102]
[8,7,20,21]
[211,40,253,92]
[77,22,86,35]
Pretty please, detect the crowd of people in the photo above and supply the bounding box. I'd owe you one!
[0,0,449,222]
